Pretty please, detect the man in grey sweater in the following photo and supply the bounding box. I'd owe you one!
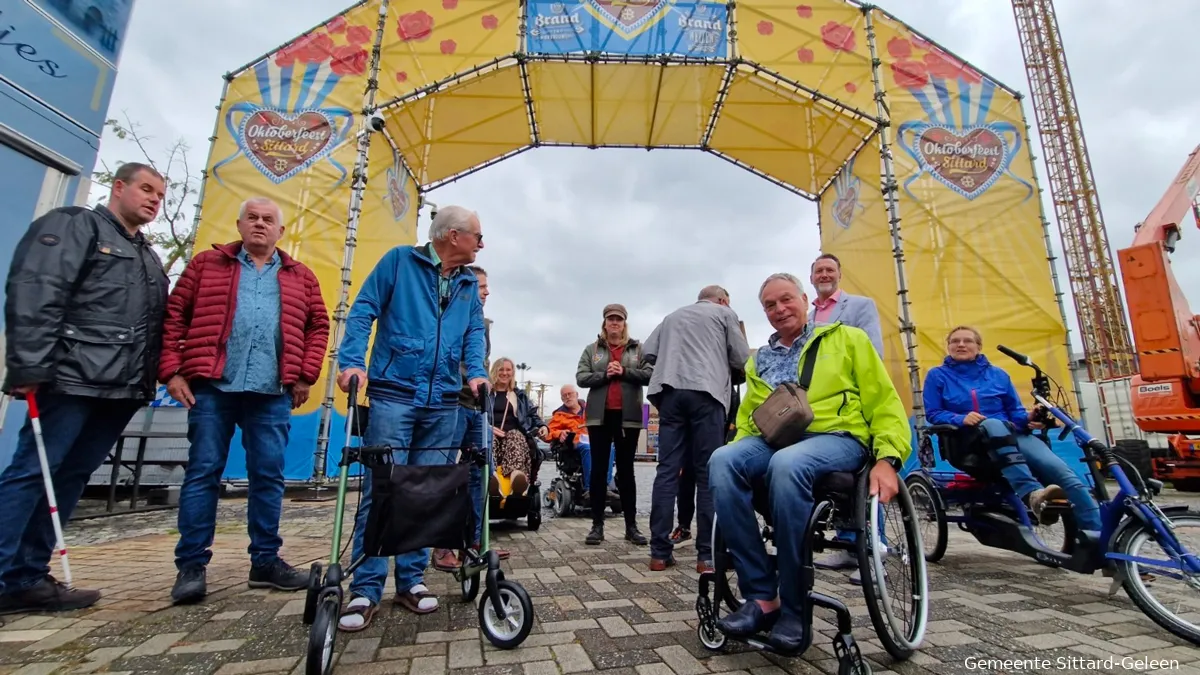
[643,286,750,572]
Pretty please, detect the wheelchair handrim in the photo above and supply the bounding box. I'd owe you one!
[870,480,929,650]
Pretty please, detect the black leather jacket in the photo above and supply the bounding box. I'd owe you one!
[4,205,169,400]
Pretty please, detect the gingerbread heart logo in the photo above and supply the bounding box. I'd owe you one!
[386,166,410,222]
[914,126,1007,199]
[832,184,859,229]
[237,109,337,184]
[586,0,671,39]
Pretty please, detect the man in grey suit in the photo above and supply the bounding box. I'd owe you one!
[808,253,887,584]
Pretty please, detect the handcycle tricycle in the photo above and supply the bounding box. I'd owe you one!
[695,450,930,674]
[300,377,534,674]
[906,345,1200,645]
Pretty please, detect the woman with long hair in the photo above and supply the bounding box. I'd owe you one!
[489,357,548,500]
[575,304,653,546]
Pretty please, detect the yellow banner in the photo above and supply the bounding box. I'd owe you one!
[869,10,1072,409]
[192,0,416,421]
[819,140,912,413]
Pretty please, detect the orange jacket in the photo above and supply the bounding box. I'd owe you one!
[547,403,588,442]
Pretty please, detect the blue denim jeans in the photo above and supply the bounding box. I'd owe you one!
[348,399,458,604]
[709,433,868,617]
[175,383,292,570]
[454,407,487,544]
[0,394,140,595]
[979,418,1102,531]
[577,440,614,492]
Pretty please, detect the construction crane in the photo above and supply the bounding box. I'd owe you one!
[1118,146,1200,488]
[1010,0,1138,383]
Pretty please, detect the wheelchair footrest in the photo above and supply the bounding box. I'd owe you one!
[833,631,870,675]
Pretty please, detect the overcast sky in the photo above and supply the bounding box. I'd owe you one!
[100,0,1199,409]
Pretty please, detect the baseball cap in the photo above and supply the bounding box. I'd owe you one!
[603,303,627,320]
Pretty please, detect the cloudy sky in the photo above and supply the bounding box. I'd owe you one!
[99,0,1199,409]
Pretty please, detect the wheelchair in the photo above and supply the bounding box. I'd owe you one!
[695,461,930,673]
[487,437,543,532]
[543,433,622,518]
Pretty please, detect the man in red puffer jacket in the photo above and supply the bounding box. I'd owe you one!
[158,196,329,605]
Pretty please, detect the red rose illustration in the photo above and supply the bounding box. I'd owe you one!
[887,37,911,59]
[331,46,369,76]
[443,0,458,8]
[757,20,773,36]
[326,16,347,33]
[795,5,812,18]
[890,59,928,89]
[481,14,499,30]
[821,21,855,52]
[278,33,334,66]
[274,44,298,67]
[796,47,814,63]
[959,66,983,85]
[346,25,372,45]
[398,11,434,42]
[440,39,457,54]
[845,82,857,93]
[396,71,408,83]
[912,34,932,51]
[923,51,959,79]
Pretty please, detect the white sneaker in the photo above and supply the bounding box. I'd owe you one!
[814,549,857,570]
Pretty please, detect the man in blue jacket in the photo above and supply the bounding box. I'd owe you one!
[335,205,489,631]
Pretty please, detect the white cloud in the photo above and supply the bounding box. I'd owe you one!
[97,0,1200,408]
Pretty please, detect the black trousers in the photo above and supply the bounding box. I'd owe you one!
[587,410,641,527]
[648,388,725,562]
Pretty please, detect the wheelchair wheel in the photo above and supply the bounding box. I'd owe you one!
[904,474,947,563]
[550,478,572,517]
[856,475,929,662]
[479,579,535,649]
[305,591,340,675]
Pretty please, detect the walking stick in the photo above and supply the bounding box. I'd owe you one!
[25,394,72,589]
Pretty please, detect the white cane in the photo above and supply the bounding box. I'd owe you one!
[26,393,72,589]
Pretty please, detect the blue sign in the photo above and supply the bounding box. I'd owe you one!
[27,0,133,64]
[525,0,728,58]
[0,1,119,135]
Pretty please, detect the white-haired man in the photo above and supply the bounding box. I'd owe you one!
[335,205,488,631]
[643,285,750,572]
[160,196,329,605]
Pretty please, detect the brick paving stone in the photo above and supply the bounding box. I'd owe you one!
[214,656,299,674]
[552,643,595,672]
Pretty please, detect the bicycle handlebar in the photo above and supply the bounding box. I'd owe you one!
[996,345,1032,367]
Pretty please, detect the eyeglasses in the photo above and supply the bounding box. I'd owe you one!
[454,228,482,244]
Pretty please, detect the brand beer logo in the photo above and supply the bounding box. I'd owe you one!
[585,0,672,39]
[915,126,1006,200]
[236,109,336,183]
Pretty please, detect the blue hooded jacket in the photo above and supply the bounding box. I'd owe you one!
[339,243,487,409]
[922,354,1029,430]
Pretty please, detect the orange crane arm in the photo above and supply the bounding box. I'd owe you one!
[1117,144,1200,435]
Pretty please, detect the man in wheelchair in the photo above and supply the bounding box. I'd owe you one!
[923,326,1102,533]
[709,273,911,652]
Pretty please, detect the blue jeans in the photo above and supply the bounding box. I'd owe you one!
[175,383,292,570]
[348,399,458,604]
[709,433,868,617]
[0,394,140,595]
[455,407,487,544]
[578,440,614,492]
[979,418,1102,531]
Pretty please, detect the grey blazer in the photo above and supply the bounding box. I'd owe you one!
[809,292,885,357]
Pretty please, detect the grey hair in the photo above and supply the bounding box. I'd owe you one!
[758,273,805,302]
[238,196,283,224]
[698,285,729,302]
[429,205,478,241]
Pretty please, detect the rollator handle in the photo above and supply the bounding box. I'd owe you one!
[348,374,360,406]
[475,382,490,409]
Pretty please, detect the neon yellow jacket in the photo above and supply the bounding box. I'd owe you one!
[734,322,912,464]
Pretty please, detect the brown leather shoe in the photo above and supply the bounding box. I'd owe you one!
[433,549,459,571]
[649,557,676,572]
[696,560,714,574]
[473,543,510,560]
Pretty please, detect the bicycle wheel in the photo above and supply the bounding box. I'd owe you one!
[1116,513,1200,645]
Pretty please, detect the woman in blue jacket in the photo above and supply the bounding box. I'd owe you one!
[923,326,1102,532]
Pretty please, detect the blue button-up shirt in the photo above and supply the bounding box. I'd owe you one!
[756,324,813,388]
[214,247,283,395]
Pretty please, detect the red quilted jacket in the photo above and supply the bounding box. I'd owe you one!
[158,242,330,386]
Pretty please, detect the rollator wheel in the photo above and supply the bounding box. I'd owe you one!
[461,571,480,603]
[306,592,340,675]
[302,563,323,626]
[837,654,872,675]
[478,579,534,649]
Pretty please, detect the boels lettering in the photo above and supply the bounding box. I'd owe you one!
[0,10,67,79]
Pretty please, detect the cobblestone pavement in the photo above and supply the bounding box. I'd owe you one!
[1,466,1199,675]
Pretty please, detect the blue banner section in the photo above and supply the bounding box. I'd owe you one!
[27,0,134,65]
[525,0,728,58]
[0,1,119,135]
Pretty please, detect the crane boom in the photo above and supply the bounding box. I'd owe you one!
[1011,0,1136,382]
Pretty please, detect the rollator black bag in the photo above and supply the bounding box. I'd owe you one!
[362,463,474,557]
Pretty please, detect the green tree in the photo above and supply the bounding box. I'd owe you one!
[92,113,198,278]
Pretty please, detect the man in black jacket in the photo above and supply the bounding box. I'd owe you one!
[0,162,169,615]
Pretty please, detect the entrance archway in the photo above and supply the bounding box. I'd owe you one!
[190,0,1076,481]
